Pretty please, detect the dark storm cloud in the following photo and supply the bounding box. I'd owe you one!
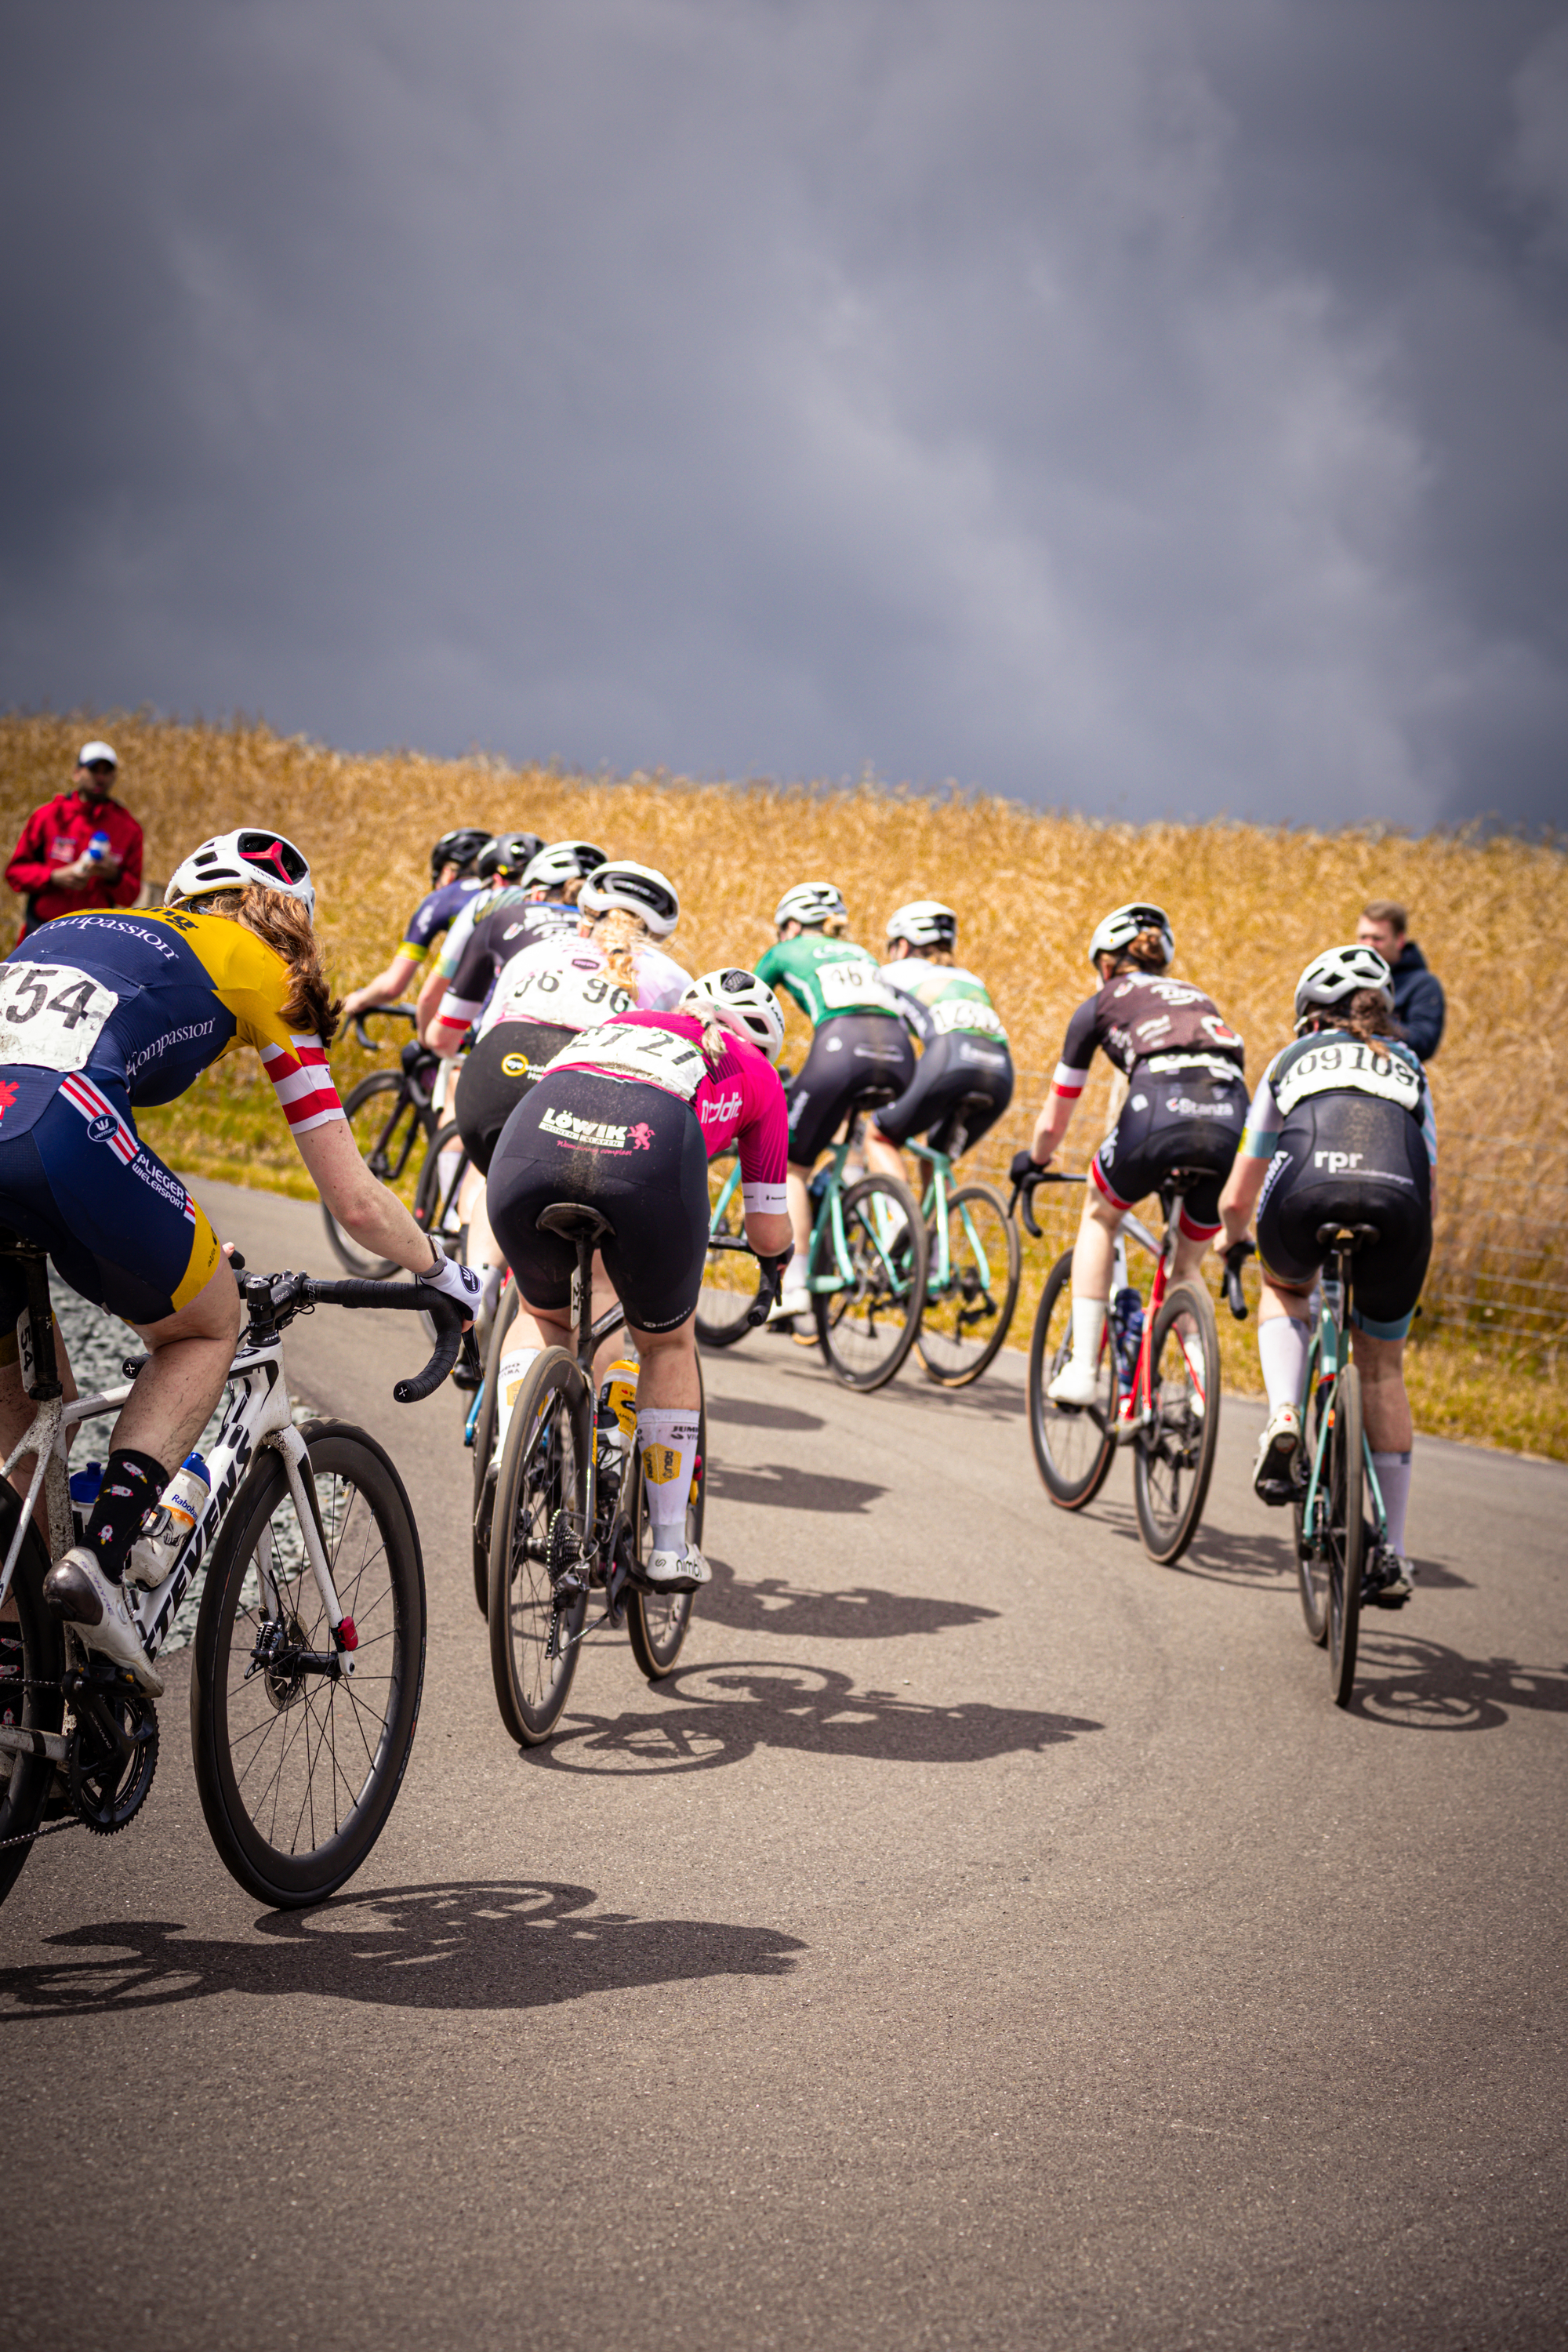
[2,0,1565,825]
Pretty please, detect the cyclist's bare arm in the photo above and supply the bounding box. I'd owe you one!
[342,951,423,1022]
[746,1210,793,1261]
[1218,1152,1266,1245]
[1027,1094,1073,1166]
[415,960,449,1044]
[296,1117,459,1280]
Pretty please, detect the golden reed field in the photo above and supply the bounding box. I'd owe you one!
[2,711,1564,1456]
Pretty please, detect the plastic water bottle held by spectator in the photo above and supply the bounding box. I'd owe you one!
[125,1451,211,1588]
[87,829,111,866]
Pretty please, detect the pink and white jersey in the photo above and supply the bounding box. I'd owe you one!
[469,933,691,1044]
[543,1010,788,1214]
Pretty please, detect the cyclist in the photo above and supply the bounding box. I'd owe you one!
[0,829,478,1693]
[861,901,1014,1187]
[753,883,915,1321]
[340,826,494,1022]
[1218,942,1434,1603]
[435,862,691,1345]
[419,837,608,1045]
[485,967,791,1589]
[1011,902,1247,1405]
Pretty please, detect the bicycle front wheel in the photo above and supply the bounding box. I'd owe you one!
[1132,1278,1221,1565]
[813,1174,928,1392]
[916,1180,1021,1386]
[190,1421,426,1908]
[488,1348,590,1744]
[415,1120,468,1243]
[625,1374,706,1679]
[325,1072,430,1276]
[0,1491,64,1907]
[1327,1361,1366,1707]
[695,1152,763,1347]
[1026,1249,1116,1508]
[470,1279,521,1619]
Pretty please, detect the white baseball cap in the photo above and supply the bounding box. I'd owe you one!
[77,741,118,769]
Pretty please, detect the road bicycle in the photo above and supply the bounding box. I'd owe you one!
[486,1204,782,1744]
[0,1233,463,1909]
[1022,1168,1250,1565]
[1291,1221,1393,1708]
[904,1136,1021,1386]
[696,1130,928,1392]
[325,1009,469,1276]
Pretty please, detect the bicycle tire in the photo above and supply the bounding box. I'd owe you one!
[0,1494,64,1907]
[916,1179,1021,1387]
[1132,1277,1221,1565]
[190,1420,426,1908]
[813,1174,928,1392]
[695,1152,763,1348]
[1026,1249,1116,1508]
[625,1375,706,1679]
[487,1348,590,1744]
[470,1280,521,1619]
[1294,1353,1331,1646]
[325,1071,431,1278]
[415,1120,468,1243]
[1327,1361,1366,1707]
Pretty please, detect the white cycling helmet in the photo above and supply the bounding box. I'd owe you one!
[682,968,787,1062]
[1294,942,1395,1028]
[774,880,846,931]
[165,829,316,918]
[887,899,957,952]
[578,859,680,938]
[521,839,609,892]
[1088,901,1174,971]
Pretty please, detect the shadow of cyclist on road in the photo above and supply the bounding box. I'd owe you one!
[699,1555,999,1642]
[1351,1633,1568,1732]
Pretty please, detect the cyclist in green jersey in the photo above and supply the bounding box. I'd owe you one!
[860,902,1014,1187]
[753,882,915,1319]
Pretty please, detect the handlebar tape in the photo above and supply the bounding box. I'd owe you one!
[302,1276,466,1400]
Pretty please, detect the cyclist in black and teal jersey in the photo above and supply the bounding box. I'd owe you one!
[753,881,914,1319]
[340,826,495,1023]
[860,902,1014,1188]
[415,836,602,1044]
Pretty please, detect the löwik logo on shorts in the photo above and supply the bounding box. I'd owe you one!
[539,1105,627,1149]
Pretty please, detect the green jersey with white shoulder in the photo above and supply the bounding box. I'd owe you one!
[754,934,899,1028]
[877,956,1009,1046]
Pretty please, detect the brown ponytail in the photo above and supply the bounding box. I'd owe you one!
[584,906,653,989]
[1103,925,1171,979]
[183,886,342,1049]
[1310,989,1405,1047]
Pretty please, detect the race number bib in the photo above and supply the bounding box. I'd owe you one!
[545,1022,707,1101]
[930,997,1006,1040]
[818,958,895,1012]
[0,964,118,1073]
[495,960,633,1031]
[1275,1040,1422,1118]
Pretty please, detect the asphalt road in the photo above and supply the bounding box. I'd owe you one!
[5,1177,1565,2351]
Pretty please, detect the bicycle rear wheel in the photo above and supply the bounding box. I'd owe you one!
[916,1180,1021,1386]
[470,1279,521,1618]
[488,1348,590,1744]
[813,1174,928,1392]
[695,1153,763,1346]
[190,1421,426,1908]
[625,1375,706,1679]
[1026,1250,1116,1508]
[0,1494,64,1907]
[1132,1278,1221,1564]
[1327,1362,1366,1707]
[415,1120,468,1243]
[325,1072,428,1277]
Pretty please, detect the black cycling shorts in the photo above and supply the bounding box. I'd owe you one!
[456,1019,576,1176]
[785,1014,916,1168]
[870,1031,1014,1157]
[1092,1066,1247,1238]
[1256,1094,1432,1338]
[486,1072,711,1335]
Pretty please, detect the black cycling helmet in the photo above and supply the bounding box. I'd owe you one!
[430,828,493,884]
[475,831,545,884]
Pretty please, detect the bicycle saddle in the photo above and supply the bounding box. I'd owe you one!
[536,1203,615,1246]
[1315,1221,1381,1251]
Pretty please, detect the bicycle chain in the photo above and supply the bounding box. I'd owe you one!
[1,1674,152,1845]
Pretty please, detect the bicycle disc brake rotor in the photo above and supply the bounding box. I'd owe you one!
[70,1686,159,1835]
[253,1608,312,1712]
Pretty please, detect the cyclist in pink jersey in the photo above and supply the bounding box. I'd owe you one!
[485,971,791,1590]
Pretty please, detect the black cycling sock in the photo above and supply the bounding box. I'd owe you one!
[85,1447,168,1584]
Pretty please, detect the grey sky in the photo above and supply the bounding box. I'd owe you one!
[3,0,1565,826]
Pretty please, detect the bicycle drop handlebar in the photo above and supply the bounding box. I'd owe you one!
[231,1260,468,1403]
[1007,1167,1087,1240]
[1222,1238,1254,1321]
[742,1254,789,1331]
[350,1004,419,1053]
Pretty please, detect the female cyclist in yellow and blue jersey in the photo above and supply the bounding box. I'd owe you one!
[0,828,477,1692]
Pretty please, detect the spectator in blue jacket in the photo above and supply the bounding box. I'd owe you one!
[1358,898,1445,1059]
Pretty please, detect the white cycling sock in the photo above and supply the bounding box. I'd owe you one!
[1258,1316,1311,1415]
[784,1247,811,1296]
[637,1408,701,1550]
[1371,1450,1413,1555]
[1070,1296,1107,1370]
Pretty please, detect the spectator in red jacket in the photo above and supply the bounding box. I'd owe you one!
[5,740,144,938]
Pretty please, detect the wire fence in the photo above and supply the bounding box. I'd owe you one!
[955,1072,1568,1362]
